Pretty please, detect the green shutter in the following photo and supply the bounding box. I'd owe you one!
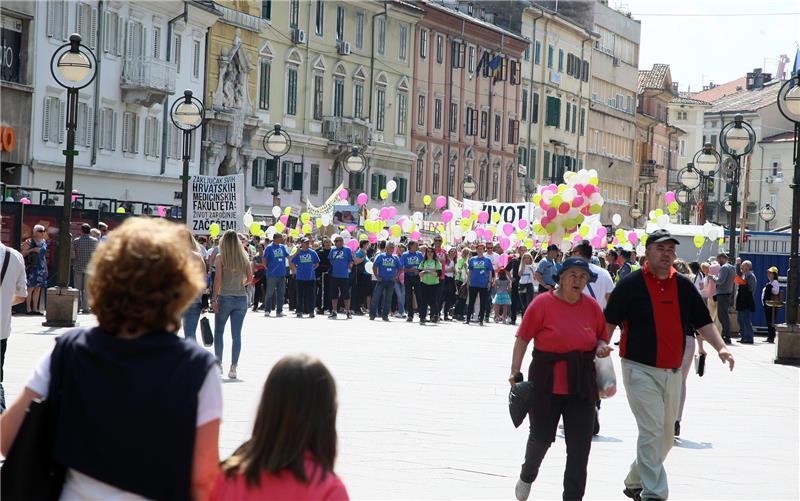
[543,150,550,180]
[371,174,378,199]
[292,163,303,191]
[530,148,536,180]
[391,176,399,202]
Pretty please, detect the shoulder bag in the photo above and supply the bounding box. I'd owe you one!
[200,315,214,347]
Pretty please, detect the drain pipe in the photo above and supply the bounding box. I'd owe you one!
[160,3,188,175]
[90,0,104,167]
[368,1,388,125]
[575,31,594,169]
[524,5,544,183]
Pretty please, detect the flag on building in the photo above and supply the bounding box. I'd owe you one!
[489,54,503,84]
[790,47,800,89]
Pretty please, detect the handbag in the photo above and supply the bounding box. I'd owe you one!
[694,353,706,377]
[0,339,67,501]
[200,316,214,347]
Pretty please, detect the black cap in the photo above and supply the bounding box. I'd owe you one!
[557,257,598,283]
[547,244,560,252]
[646,229,680,247]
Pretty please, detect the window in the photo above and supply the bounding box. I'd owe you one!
[173,35,181,72]
[519,146,527,167]
[479,165,488,199]
[261,0,271,20]
[529,147,537,179]
[313,75,324,120]
[416,157,424,192]
[480,110,488,139]
[434,99,442,129]
[543,150,550,180]
[349,172,364,192]
[433,161,440,193]
[582,60,589,82]
[143,116,159,157]
[152,26,161,59]
[449,102,458,133]
[355,12,364,48]
[315,0,324,36]
[545,96,561,127]
[75,2,98,49]
[166,123,183,159]
[121,111,139,153]
[336,6,345,40]
[289,0,299,27]
[571,104,577,134]
[510,60,521,85]
[292,163,303,191]
[192,40,201,79]
[420,29,428,58]
[468,45,476,72]
[451,41,463,68]
[534,40,541,65]
[258,60,271,110]
[532,92,539,124]
[397,178,408,203]
[281,161,293,191]
[508,119,519,145]
[521,89,528,121]
[492,170,499,199]
[679,139,686,156]
[370,173,387,200]
[436,34,443,63]
[46,0,69,41]
[565,104,571,131]
[558,48,564,72]
[252,158,267,187]
[465,107,478,136]
[524,40,530,62]
[417,95,425,126]
[264,158,278,187]
[377,17,386,55]
[494,114,501,142]
[579,108,585,136]
[399,24,408,60]
[333,77,345,117]
[397,93,408,135]
[287,67,298,116]
[354,82,364,118]
[98,107,117,151]
[376,88,386,131]
[104,11,121,55]
[505,168,513,200]
[547,44,554,69]
[447,162,455,196]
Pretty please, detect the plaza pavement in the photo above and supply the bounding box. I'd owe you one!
[2,312,798,500]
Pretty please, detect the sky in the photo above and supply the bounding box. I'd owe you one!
[617,0,800,92]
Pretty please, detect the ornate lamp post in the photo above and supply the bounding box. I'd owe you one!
[262,124,292,205]
[677,143,721,224]
[777,75,800,325]
[169,90,205,223]
[45,34,97,327]
[629,204,643,226]
[719,114,756,260]
[462,174,477,198]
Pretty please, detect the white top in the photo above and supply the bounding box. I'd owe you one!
[486,252,501,271]
[762,279,780,304]
[0,244,28,340]
[26,346,222,501]
[583,263,614,310]
[693,272,707,298]
[519,264,535,285]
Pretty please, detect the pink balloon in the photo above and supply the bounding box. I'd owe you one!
[628,232,639,245]
[157,205,167,217]
[499,247,510,260]
[518,219,528,230]
[574,184,584,196]
[583,185,596,196]
[549,184,558,193]
[346,240,359,251]
[20,197,31,205]
[347,225,356,233]
[591,237,602,248]
[279,215,288,224]
[410,231,421,241]
[475,228,484,240]
[368,233,378,243]
[441,210,453,223]
[356,193,368,206]
[71,194,78,203]
[580,206,592,216]
[388,207,397,218]
[559,202,570,214]
[539,199,548,210]
[380,207,391,219]
[597,227,608,237]
[435,195,447,209]
[546,208,557,220]
[339,189,349,201]
[664,191,676,204]
[478,211,489,224]
[572,196,584,207]
[502,223,514,236]
[461,209,471,219]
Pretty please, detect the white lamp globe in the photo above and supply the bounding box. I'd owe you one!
[57,51,91,83]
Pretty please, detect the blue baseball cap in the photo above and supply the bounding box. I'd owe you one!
[558,257,598,283]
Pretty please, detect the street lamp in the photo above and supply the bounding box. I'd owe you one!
[462,175,477,198]
[678,143,722,224]
[343,147,366,174]
[777,74,800,325]
[262,123,292,205]
[629,204,643,225]
[719,114,755,260]
[759,203,776,227]
[169,89,205,223]
[45,33,97,327]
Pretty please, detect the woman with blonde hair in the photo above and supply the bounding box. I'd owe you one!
[183,233,209,342]
[213,229,253,379]
[0,218,221,501]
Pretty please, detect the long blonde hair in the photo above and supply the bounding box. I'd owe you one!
[220,230,249,273]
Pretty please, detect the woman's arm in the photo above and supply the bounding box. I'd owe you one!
[508,336,530,384]
[192,419,220,501]
[212,256,223,313]
[0,387,43,456]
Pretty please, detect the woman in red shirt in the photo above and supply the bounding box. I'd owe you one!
[211,354,349,501]
[509,258,612,501]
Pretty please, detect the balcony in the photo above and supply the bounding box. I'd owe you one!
[639,164,658,184]
[120,56,177,107]
[322,116,372,150]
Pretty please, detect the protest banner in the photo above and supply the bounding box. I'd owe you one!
[459,198,535,225]
[188,174,244,234]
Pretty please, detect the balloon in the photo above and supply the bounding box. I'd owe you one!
[578,225,589,237]
[668,201,679,215]
[357,193,368,206]
[518,219,528,230]
[664,191,676,204]
[589,205,602,215]
[250,222,261,235]
[380,189,389,200]
[515,230,526,241]
[379,207,390,219]
[410,231,421,241]
[657,214,670,228]
[320,213,332,226]
[279,215,288,225]
[243,211,254,228]
[339,189,349,201]
[116,207,126,214]
[20,197,31,205]
[491,212,501,223]
[275,222,285,232]
[368,233,378,244]
[388,207,397,219]
[272,206,282,218]
[209,223,220,237]
[316,218,323,228]
[460,218,472,230]
[156,205,167,217]
[442,210,453,223]
[572,196,584,208]
[365,261,374,274]
[300,213,310,225]
[559,202,570,214]
[591,236,602,248]
[346,240,359,251]
[502,223,514,236]
[596,226,607,238]
[693,235,705,249]
[435,195,447,209]
[390,224,402,237]
[612,214,622,226]
[465,230,477,243]
[628,232,639,245]
[401,219,414,232]
[562,188,577,203]
[478,211,489,224]
[499,250,510,264]
[423,195,432,206]
[707,227,719,240]
[461,209,471,219]
[654,208,664,217]
[386,180,398,193]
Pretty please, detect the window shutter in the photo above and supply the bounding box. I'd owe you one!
[60,3,69,41]
[401,179,408,203]
[97,108,105,149]
[76,3,83,36]
[143,117,151,155]
[47,2,56,37]
[58,100,66,143]
[543,150,550,179]
[86,106,94,147]
[391,176,398,202]
[370,174,377,199]
[43,97,51,141]
[122,112,130,152]
[111,111,117,151]
[103,11,110,52]
[514,120,520,145]
[90,7,98,49]
[292,163,303,191]
[251,159,260,187]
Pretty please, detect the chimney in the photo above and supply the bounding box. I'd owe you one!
[672,82,679,93]
[746,68,770,90]
[709,81,715,89]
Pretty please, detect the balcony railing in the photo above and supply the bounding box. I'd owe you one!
[322,116,372,146]
[120,56,177,107]
[639,164,657,179]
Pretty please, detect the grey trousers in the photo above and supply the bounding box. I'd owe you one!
[74,270,88,311]
[716,293,732,338]
[622,359,682,501]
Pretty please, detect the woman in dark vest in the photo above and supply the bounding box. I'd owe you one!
[0,218,221,501]
[762,266,780,343]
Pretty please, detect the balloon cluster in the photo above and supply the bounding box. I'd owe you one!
[530,169,604,244]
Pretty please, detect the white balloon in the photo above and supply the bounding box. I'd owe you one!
[369,208,380,219]
[465,230,477,243]
[386,180,398,193]
[243,210,254,228]
[453,225,465,238]
[320,214,332,225]
[401,219,414,232]
[271,206,281,218]
[656,214,670,228]
[412,211,424,223]
[707,227,719,240]
[364,261,374,274]
[648,210,657,220]
[612,214,622,226]
[542,191,554,205]
[266,226,276,237]
[340,230,351,239]
[562,188,577,203]
[378,229,389,240]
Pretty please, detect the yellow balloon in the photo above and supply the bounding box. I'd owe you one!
[116,207,126,214]
[423,194,432,206]
[654,208,664,217]
[301,213,311,224]
[209,223,220,237]
[693,235,705,249]
[551,195,563,207]
[718,237,724,246]
[532,194,542,204]
[491,212,501,223]
[589,176,599,186]
[302,224,312,234]
[316,218,323,228]
[460,218,472,229]
[284,207,291,216]
[250,222,261,235]
[525,239,534,248]
[380,189,389,200]
[359,233,368,241]
[515,230,526,240]
[275,222,285,232]
[640,235,648,246]
[578,225,589,237]
[290,228,299,238]
[557,185,566,193]
[391,225,402,237]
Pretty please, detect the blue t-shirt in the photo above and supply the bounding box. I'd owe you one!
[355,249,371,275]
[468,256,494,289]
[374,253,401,281]
[328,246,354,279]
[291,249,320,281]
[537,258,557,287]
[264,243,289,277]
[400,251,423,276]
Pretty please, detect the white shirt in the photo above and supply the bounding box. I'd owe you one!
[0,243,28,340]
[583,262,614,310]
[486,251,501,271]
[26,346,222,501]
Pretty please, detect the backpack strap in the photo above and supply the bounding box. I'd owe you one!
[0,249,11,285]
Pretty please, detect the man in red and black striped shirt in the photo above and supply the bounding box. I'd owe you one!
[605,229,734,501]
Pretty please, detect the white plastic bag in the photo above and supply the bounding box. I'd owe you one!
[595,355,617,399]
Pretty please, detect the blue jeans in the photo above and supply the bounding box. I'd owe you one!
[265,276,286,314]
[393,281,406,315]
[370,280,394,319]
[183,302,202,342]
[214,295,247,365]
[737,310,754,342]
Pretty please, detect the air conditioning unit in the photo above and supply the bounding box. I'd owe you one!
[647,159,657,165]
[612,56,620,67]
[765,176,773,184]
[292,28,306,44]
[337,41,351,55]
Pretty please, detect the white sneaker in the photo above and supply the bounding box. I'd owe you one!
[515,478,532,501]
[228,364,237,379]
